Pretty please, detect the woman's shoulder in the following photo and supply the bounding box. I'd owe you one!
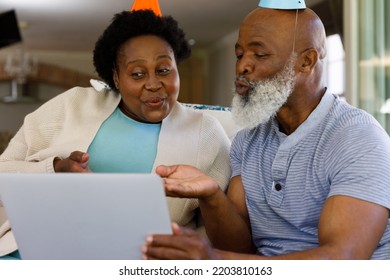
[36,86,106,106]
[48,84,120,110]
[24,85,119,124]
[176,102,242,140]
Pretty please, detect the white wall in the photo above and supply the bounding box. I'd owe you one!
[206,30,238,107]
[0,47,94,134]
[0,82,66,133]
[0,45,95,76]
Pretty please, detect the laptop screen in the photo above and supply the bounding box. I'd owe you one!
[0,173,172,260]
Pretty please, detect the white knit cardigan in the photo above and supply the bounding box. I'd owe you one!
[0,85,231,256]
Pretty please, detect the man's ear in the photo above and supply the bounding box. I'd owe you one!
[299,48,318,73]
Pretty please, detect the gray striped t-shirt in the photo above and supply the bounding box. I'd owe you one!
[231,92,390,259]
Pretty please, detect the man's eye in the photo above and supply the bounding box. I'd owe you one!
[236,55,243,60]
[255,54,267,59]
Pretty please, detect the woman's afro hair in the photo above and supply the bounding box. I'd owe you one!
[93,9,191,90]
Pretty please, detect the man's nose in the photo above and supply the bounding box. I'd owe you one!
[236,56,254,76]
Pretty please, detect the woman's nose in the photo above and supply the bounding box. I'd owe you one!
[145,75,162,91]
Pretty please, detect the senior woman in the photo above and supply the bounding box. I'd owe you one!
[0,10,231,258]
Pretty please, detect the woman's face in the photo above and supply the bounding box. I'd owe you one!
[113,35,180,123]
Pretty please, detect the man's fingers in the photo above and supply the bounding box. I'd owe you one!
[143,234,206,260]
[146,234,196,250]
[171,223,198,236]
[142,245,190,260]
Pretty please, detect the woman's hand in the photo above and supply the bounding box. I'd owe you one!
[155,165,220,200]
[54,151,91,172]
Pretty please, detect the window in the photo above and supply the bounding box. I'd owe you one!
[345,0,390,133]
[324,34,345,97]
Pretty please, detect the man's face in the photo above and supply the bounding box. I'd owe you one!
[231,8,298,129]
[231,53,296,129]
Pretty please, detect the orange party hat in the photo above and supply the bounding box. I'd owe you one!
[130,0,162,16]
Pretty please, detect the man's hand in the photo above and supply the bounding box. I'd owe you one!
[156,165,220,199]
[53,151,91,172]
[142,223,220,260]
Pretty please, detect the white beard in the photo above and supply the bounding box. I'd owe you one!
[231,54,297,129]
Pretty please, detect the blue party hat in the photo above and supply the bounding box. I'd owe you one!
[258,0,306,10]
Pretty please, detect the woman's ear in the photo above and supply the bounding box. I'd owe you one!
[113,69,119,89]
[299,48,318,73]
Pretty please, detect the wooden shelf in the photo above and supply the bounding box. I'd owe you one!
[0,61,96,88]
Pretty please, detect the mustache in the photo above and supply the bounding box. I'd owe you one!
[235,76,257,89]
[234,76,257,104]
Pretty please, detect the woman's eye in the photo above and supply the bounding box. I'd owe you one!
[157,68,171,75]
[131,72,145,79]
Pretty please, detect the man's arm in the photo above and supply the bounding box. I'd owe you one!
[144,194,388,260]
[156,165,255,253]
[224,195,388,259]
[201,175,255,252]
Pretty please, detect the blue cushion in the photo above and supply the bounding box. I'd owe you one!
[182,103,231,112]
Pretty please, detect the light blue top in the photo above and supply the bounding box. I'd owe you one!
[87,107,161,173]
[231,92,390,259]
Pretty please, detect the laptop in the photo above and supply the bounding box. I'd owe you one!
[0,173,172,260]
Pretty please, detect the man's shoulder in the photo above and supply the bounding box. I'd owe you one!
[330,97,378,125]
[323,97,385,137]
[324,99,390,152]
